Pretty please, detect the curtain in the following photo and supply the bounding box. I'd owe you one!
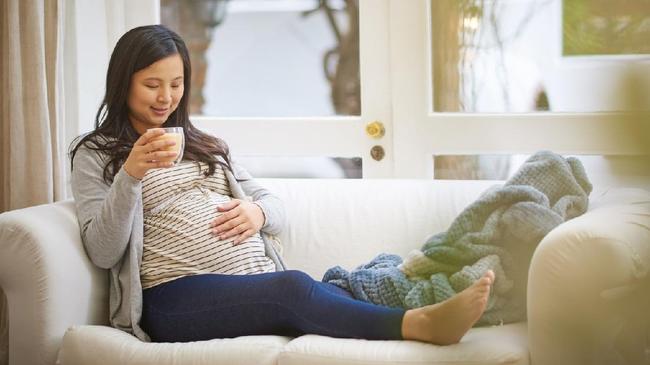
[0,0,65,213]
[0,289,5,365]
[0,1,65,364]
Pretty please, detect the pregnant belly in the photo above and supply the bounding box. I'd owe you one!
[141,189,274,288]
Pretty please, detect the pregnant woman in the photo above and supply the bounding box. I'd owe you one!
[69,24,494,345]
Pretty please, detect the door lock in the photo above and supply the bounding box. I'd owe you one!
[370,145,385,161]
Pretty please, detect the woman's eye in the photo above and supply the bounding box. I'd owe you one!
[145,84,158,89]
[171,84,181,89]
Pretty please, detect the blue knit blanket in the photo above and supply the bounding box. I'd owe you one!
[323,151,592,325]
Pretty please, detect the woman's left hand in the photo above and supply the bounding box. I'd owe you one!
[211,199,265,245]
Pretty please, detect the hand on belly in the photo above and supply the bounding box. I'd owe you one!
[210,197,266,245]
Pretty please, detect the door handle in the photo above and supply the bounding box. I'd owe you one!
[365,121,385,139]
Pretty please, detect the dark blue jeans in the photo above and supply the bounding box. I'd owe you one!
[141,270,405,342]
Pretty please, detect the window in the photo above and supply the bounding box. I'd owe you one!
[430,0,650,113]
[161,0,360,117]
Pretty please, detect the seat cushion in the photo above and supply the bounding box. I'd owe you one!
[57,325,291,365]
[278,323,529,365]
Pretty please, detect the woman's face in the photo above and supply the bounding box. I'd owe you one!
[127,54,185,134]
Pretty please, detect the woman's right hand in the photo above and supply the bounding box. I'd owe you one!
[122,128,178,180]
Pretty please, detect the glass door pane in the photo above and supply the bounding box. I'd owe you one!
[161,0,360,117]
[430,0,650,113]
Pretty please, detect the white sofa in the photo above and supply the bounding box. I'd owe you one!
[1,178,649,365]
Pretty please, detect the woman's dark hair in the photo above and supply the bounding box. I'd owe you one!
[69,24,232,183]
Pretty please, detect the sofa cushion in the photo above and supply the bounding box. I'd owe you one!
[258,179,501,279]
[278,322,529,365]
[57,325,291,365]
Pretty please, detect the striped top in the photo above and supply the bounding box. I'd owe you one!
[139,161,275,289]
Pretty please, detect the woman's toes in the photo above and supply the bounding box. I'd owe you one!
[485,270,495,282]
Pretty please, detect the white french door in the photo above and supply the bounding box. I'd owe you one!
[69,0,647,182]
[387,0,648,179]
[193,0,396,178]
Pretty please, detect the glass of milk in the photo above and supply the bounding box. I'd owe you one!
[151,127,184,165]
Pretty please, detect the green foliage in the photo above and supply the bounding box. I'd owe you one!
[563,0,650,56]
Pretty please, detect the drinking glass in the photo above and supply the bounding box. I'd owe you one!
[150,127,184,165]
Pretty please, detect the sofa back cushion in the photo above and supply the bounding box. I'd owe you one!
[258,179,501,279]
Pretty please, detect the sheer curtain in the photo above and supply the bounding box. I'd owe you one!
[0,1,65,364]
[0,0,65,213]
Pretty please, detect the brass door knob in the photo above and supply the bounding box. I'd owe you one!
[365,121,385,139]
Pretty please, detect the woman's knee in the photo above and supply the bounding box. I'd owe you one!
[276,270,313,286]
[272,270,315,300]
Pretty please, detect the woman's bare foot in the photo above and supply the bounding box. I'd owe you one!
[402,270,494,345]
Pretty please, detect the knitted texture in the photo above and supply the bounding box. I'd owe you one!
[323,151,592,325]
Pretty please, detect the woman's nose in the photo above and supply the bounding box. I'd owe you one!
[157,87,172,103]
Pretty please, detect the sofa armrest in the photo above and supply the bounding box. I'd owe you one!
[528,195,650,365]
[0,200,108,365]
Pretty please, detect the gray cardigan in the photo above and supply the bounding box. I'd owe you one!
[70,143,287,341]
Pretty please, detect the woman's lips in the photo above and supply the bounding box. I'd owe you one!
[151,106,169,116]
